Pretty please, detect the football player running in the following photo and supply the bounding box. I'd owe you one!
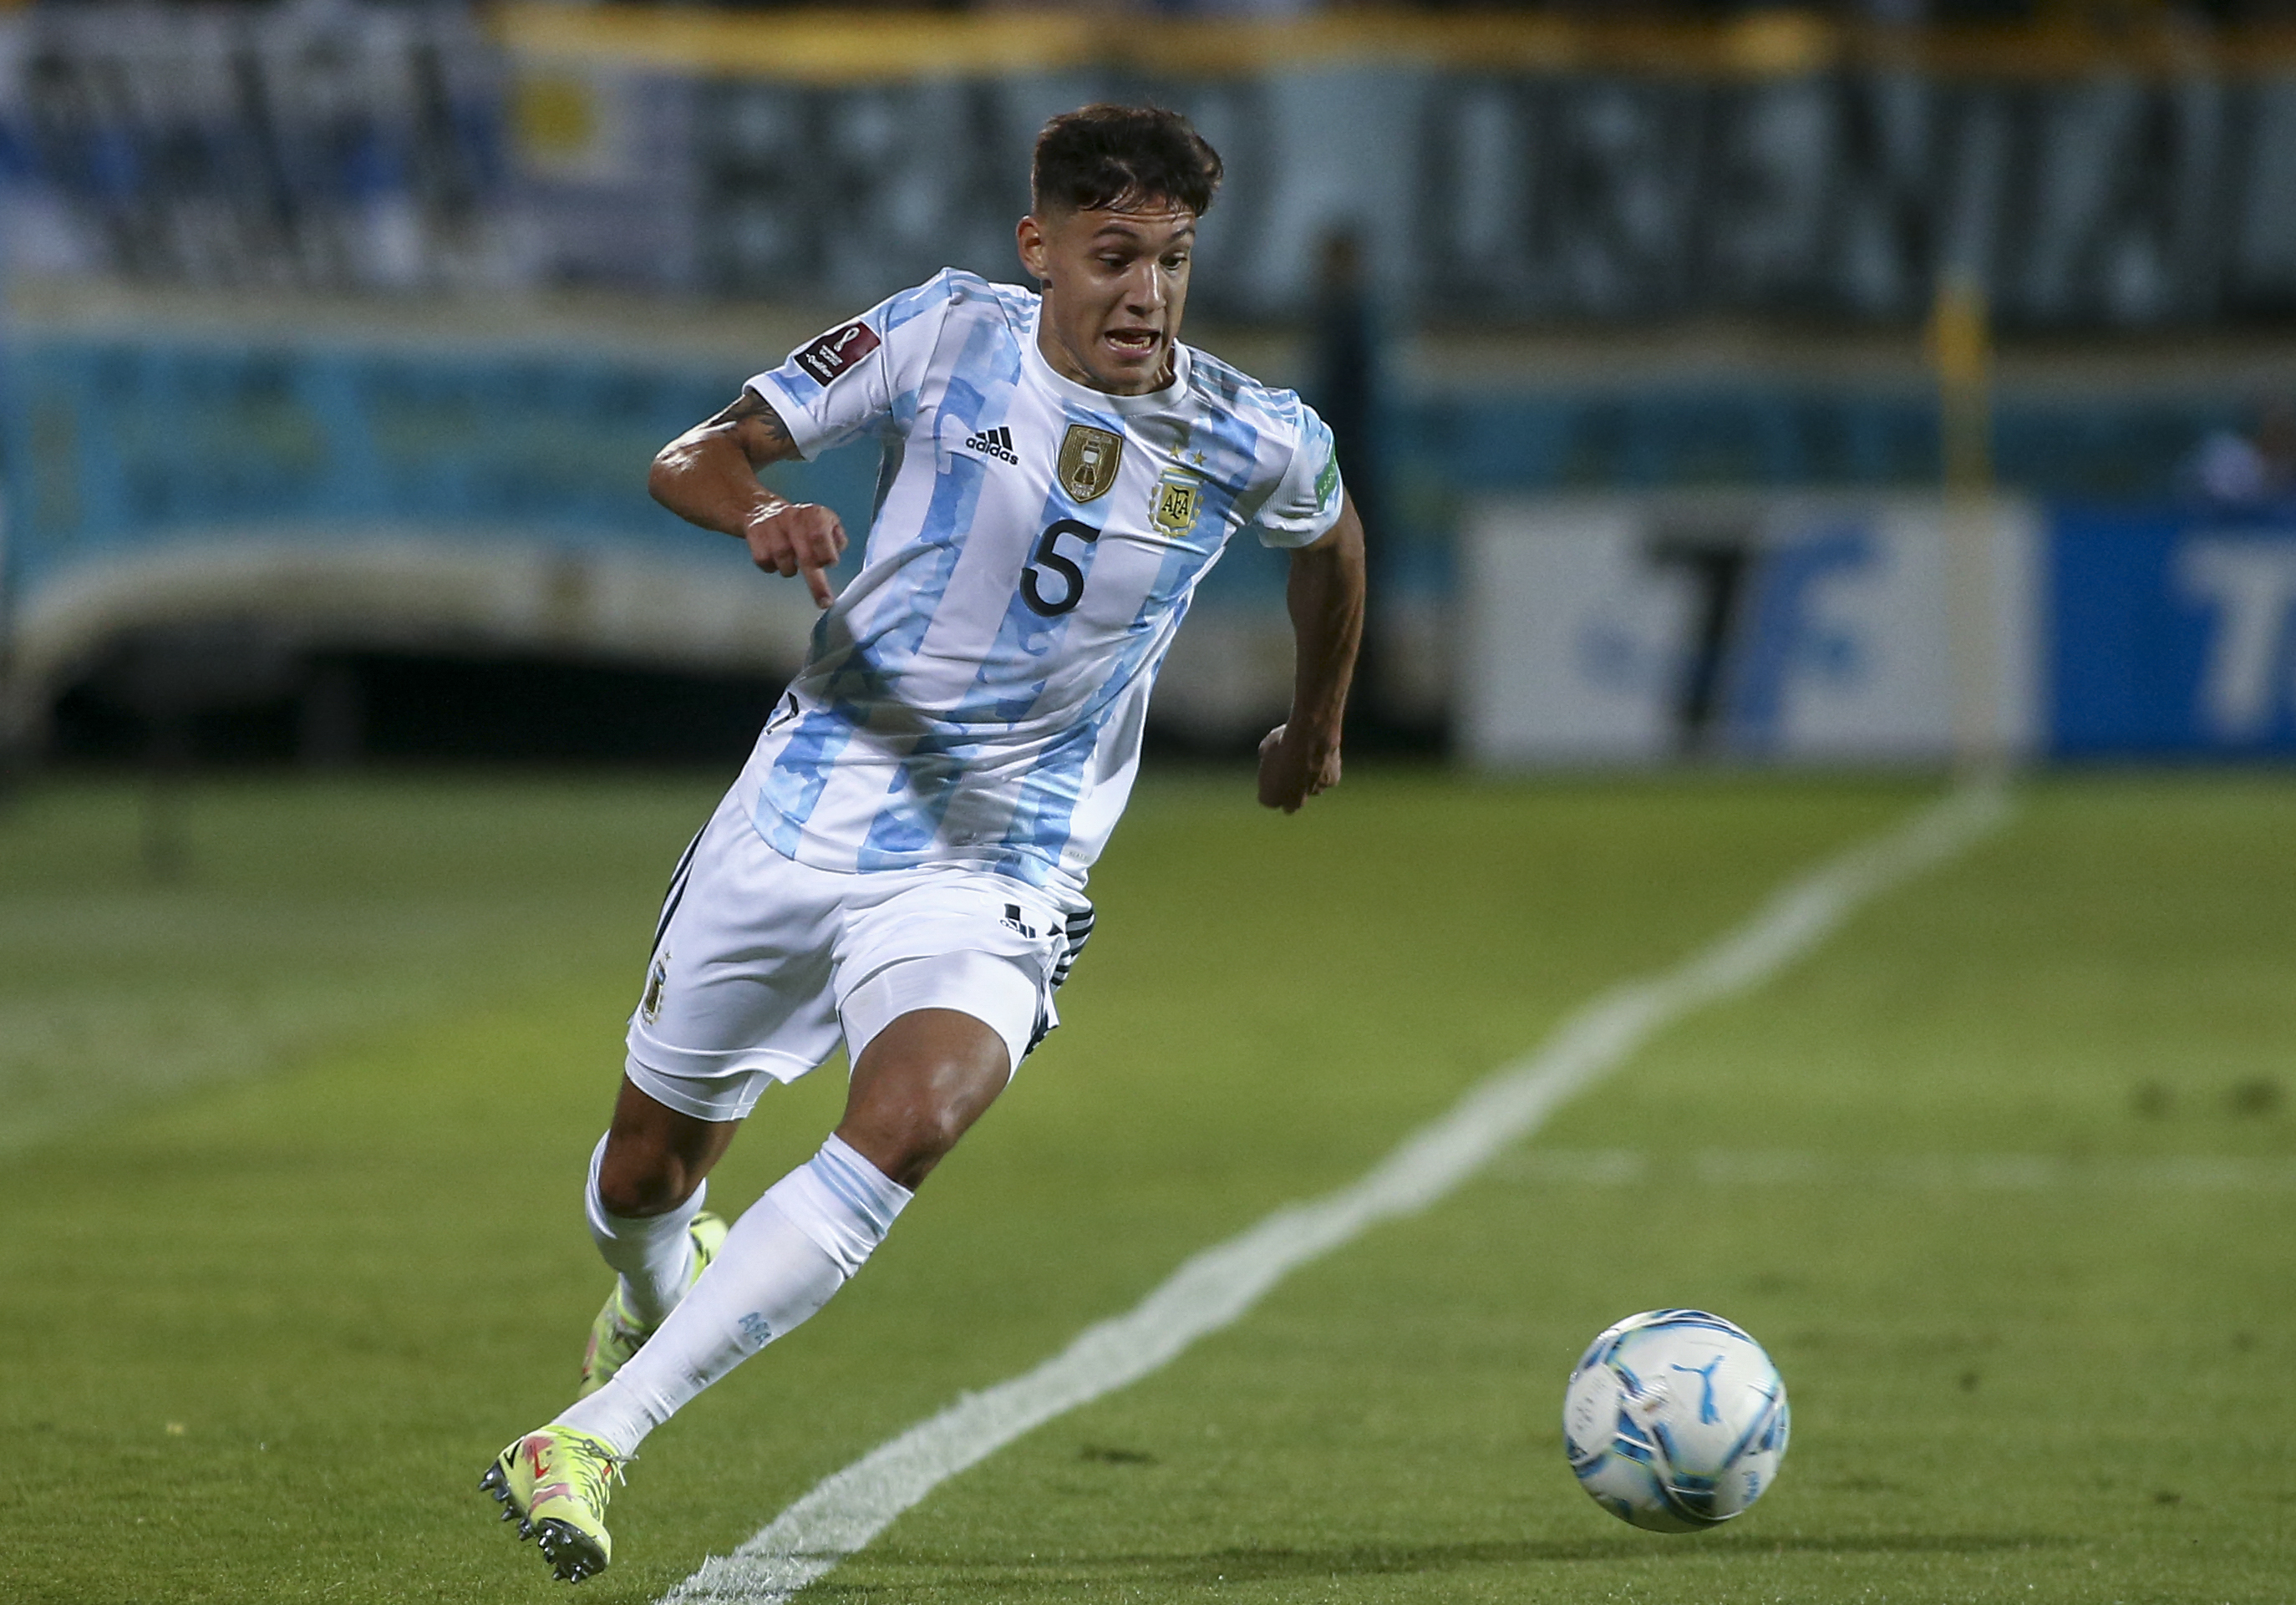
[481,103,1365,1583]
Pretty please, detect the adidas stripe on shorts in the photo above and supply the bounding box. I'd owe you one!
[623,785,1091,1125]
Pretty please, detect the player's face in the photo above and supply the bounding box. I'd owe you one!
[1018,201,1196,396]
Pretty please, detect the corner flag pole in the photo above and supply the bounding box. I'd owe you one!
[0,177,18,800]
[1932,269,1992,494]
[1928,267,2003,771]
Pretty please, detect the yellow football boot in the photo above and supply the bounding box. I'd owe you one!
[480,1425,626,1583]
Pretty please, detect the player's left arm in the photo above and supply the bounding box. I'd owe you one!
[1257,491,1367,814]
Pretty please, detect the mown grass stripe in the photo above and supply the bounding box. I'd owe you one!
[1501,1149,2296,1191]
[663,780,2011,1605]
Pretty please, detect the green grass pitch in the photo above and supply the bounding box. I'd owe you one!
[2,768,2289,1603]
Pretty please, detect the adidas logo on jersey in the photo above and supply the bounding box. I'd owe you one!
[964,425,1018,465]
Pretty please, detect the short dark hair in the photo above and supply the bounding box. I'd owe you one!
[1032,104,1223,220]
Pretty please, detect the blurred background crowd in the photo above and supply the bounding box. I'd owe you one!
[3,0,2294,791]
[13,4,2296,19]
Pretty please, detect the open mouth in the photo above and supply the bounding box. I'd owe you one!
[1105,328,1161,360]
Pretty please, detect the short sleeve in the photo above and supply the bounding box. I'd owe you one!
[1253,402,1345,549]
[746,273,957,461]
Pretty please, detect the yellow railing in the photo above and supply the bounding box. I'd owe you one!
[490,4,2296,84]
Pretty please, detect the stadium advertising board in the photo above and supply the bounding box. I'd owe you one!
[2049,507,2296,757]
[1461,495,2040,766]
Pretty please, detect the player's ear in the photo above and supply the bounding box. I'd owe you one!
[1016,214,1050,283]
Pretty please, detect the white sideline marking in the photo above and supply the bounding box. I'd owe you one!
[663,780,2011,1605]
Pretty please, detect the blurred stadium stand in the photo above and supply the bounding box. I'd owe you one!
[5,3,2296,766]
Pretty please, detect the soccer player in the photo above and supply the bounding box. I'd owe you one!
[480,103,1365,1583]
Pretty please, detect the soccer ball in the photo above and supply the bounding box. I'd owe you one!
[1561,1308,1790,1532]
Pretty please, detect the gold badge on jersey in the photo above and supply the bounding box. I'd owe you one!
[1149,475,1201,539]
[1058,424,1125,503]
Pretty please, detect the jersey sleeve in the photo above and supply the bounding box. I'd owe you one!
[1252,400,1346,549]
[745,272,957,461]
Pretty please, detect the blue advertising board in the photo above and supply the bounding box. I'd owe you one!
[2050,506,2296,757]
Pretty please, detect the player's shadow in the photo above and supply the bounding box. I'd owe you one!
[837,1531,2063,1594]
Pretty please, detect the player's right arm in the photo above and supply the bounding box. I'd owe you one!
[648,390,847,609]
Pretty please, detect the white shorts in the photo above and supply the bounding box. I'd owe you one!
[622,788,1093,1124]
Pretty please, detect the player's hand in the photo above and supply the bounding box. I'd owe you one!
[742,500,848,608]
[1257,722,1341,814]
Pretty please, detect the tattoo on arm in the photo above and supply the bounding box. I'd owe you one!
[705,389,797,465]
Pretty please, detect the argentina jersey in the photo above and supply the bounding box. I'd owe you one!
[738,269,1344,902]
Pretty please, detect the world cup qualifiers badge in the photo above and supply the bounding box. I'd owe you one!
[1058,424,1124,503]
[796,322,881,386]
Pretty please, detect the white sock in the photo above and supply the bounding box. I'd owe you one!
[555,1135,912,1456]
[764,1132,912,1276]
[585,1135,707,1328]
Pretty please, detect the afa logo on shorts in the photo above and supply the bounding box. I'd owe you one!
[642,951,670,1024]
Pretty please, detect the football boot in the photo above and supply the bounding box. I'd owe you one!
[480,1425,626,1583]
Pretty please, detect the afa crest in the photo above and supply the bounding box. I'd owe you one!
[1149,476,1201,539]
[1058,424,1125,503]
[642,951,669,1024]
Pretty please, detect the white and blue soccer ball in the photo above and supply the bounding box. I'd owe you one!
[1561,1308,1790,1532]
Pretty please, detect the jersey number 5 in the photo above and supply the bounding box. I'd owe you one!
[1021,518,1101,617]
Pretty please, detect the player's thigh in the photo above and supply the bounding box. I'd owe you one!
[841,952,1044,1093]
[832,871,1086,1081]
[623,792,851,1124]
[836,1003,1017,1186]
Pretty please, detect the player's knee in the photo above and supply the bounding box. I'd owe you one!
[841,1073,991,1189]
[856,1101,965,1185]
[596,1140,696,1218]
[902,1097,975,1166]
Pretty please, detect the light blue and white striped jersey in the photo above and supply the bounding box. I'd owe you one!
[735,268,1344,903]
